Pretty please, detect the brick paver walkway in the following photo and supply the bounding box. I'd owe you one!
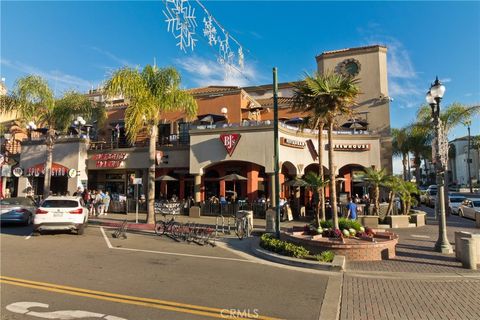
[341,275,480,320]
[347,205,480,273]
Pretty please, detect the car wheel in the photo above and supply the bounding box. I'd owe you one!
[77,225,85,235]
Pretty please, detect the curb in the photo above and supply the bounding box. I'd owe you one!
[250,238,345,272]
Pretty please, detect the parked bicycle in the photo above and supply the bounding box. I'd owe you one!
[155,213,180,240]
[234,211,251,240]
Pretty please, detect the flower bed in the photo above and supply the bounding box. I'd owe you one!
[260,234,335,262]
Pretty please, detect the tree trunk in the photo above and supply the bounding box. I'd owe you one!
[43,130,55,199]
[317,122,325,222]
[146,124,158,225]
[386,190,394,215]
[373,186,380,215]
[327,121,338,229]
[414,153,421,186]
[402,154,408,181]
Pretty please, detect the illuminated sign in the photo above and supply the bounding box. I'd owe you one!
[333,144,370,151]
[280,137,305,149]
[220,133,241,156]
[92,153,127,168]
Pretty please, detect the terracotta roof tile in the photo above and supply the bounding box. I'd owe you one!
[256,97,294,107]
[186,86,240,95]
[318,45,387,57]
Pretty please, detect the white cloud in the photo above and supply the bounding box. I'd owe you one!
[175,56,261,87]
[1,58,94,94]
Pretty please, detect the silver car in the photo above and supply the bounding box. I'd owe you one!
[448,195,466,215]
[458,199,480,220]
[0,197,38,225]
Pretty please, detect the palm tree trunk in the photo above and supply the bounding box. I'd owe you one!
[146,124,158,225]
[414,153,421,186]
[386,191,394,215]
[374,186,380,215]
[317,123,325,222]
[402,154,408,181]
[327,121,338,229]
[43,130,55,199]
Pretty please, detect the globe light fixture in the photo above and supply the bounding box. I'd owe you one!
[425,76,453,254]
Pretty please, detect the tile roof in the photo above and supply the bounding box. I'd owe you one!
[318,45,387,57]
[186,86,240,95]
[256,97,294,107]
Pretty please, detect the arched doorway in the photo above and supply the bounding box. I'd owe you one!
[338,164,367,198]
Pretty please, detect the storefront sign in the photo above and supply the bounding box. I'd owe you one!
[26,163,69,177]
[333,144,370,151]
[68,168,77,178]
[280,137,305,149]
[220,133,241,156]
[92,153,127,168]
[12,167,23,177]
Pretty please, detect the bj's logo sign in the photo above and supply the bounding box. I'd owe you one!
[220,133,241,156]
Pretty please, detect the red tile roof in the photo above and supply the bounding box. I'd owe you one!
[318,45,387,57]
[256,97,294,107]
[186,86,240,95]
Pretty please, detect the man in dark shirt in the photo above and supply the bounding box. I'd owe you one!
[346,197,357,220]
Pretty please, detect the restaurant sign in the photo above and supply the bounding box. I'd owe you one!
[333,144,370,151]
[220,133,241,156]
[26,163,70,177]
[280,137,305,149]
[92,153,128,168]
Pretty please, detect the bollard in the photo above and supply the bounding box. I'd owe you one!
[265,208,275,233]
[455,231,472,261]
[461,238,477,270]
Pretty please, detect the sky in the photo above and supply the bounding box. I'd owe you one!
[1,1,479,173]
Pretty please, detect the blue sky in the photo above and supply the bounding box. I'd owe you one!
[1,1,479,146]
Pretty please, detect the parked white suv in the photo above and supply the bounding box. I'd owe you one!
[34,196,88,235]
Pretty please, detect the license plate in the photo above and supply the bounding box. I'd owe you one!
[53,212,63,217]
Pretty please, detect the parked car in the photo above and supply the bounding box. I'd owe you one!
[426,189,437,208]
[458,199,480,220]
[33,196,88,235]
[448,195,466,215]
[0,197,38,225]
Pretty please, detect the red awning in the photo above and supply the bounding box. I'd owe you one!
[26,163,70,177]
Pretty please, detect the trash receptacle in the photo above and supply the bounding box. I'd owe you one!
[265,208,275,233]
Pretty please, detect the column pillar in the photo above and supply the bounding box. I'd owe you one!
[247,164,259,202]
[194,174,202,204]
[219,167,226,197]
[344,171,352,195]
[267,172,276,206]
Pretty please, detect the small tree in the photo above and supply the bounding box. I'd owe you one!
[302,172,329,227]
[363,167,389,215]
[384,176,404,215]
[399,181,419,215]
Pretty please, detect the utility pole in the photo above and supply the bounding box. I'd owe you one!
[273,67,280,238]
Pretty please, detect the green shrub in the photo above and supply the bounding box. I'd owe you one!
[320,220,333,229]
[260,234,310,258]
[316,251,335,263]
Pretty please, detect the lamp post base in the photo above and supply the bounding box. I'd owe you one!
[434,240,453,254]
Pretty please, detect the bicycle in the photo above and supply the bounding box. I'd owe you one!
[155,213,180,240]
[234,212,251,240]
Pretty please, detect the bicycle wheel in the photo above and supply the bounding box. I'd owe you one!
[155,221,166,235]
[235,218,245,240]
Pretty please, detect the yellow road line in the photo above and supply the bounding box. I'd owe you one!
[0,276,281,320]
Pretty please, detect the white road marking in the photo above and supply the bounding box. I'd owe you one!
[25,233,33,240]
[410,234,431,239]
[100,227,113,248]
[6,302,127,319]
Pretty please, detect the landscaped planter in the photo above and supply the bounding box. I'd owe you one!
[410,212,426,227]
[386,215,410,228]
[357,215,379,228]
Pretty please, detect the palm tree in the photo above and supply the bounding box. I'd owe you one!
[363,167,390,215]
[392,127,410,181]
[293,72,360,229]
[399,180,419,215]
[301,172,329,227]
[292,80,329,222]
[406,124,432,185]
[104,65,197,224]
[384,176,404,215]
[0,75,103,199]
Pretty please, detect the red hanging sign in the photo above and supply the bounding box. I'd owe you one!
[220,133,241,156]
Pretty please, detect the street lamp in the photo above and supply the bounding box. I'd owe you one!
[425,77,453,254]
[73,116,87,137]
[464,120,473,193]
[26,121,37,140]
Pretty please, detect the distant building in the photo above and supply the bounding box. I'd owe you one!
[449,136,479,187]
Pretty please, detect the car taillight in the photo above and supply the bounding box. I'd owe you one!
[36,209,48,214]
[69,208,83,214]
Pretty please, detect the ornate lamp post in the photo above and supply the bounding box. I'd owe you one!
[26,121,37,140]
[426,77,453,254]
[73,116,87,137]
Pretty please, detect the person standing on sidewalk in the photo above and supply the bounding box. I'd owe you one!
[103,191,111,214]
[346,197,357,220]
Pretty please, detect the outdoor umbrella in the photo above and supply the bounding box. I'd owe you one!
[341,119,368,130]
[155,175,178,199]
[284,179,308,187]
[218,173,248,196]
[198,114,227,125]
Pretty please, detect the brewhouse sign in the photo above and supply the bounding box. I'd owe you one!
[280,137,305,149]
[220,133,241,156]
[92,153,127,168]
[333,144,370,151]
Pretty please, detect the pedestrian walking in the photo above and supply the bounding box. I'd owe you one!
[103,191,111,214]
[346,197,357,220]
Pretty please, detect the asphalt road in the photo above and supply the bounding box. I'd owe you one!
[1,224,329,320]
